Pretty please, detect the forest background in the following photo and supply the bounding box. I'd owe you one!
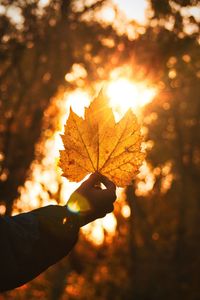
[0,0,200,299]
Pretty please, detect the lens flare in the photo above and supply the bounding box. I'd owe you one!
[67,192,91,214]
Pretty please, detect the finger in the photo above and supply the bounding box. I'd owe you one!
[92,202,114,219]
[101,189,116,203]
[106,202,114,213]
[94,189,116,205]
[80,172,101,188]
[98,203,114,216]
[97,173,116,192]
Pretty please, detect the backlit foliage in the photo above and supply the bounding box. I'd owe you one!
[59,91,145,187]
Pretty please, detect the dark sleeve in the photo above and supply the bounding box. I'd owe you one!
[0,205,79,292]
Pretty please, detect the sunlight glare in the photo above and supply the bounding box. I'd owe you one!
[135,161,155,196]
[65,90,90,118]
[101,6,116,23]
[81,213,117,246]
[102,213,117,234]
[107,78,156,120]
[82,219,105,246]
[121,204,131,218]
[112,0,148,24]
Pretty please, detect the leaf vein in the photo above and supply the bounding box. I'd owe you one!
[99,118,130,170]
[101,156,139,173]
[71,113,96,171]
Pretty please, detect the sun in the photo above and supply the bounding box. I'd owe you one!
[106,78,156,120]
[62,78,156,121]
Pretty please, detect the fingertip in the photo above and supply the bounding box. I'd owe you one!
[98,174,116,191]
[81,172,101,187]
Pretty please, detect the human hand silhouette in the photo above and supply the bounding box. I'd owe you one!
[66,172,116,227]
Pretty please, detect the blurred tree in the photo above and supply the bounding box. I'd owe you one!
[1,0,200,299]
[0,0,129,215]
[123,1,200,298]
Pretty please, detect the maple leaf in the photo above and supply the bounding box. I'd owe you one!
[59,91,145,187]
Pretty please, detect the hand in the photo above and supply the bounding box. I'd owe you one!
[66,172,116,227]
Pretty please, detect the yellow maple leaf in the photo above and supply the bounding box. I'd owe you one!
[59,91,145,187]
